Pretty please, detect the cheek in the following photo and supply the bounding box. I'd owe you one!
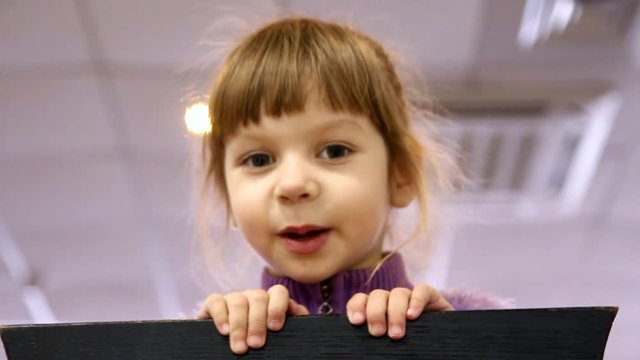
[330,168,391,233]
[228,195,266,254]
[227,184,254,222]
[225,175,270,235]
[354,154,392,236]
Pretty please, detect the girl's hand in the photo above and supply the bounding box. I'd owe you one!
[345,284,454,340]
[195,284,310,354]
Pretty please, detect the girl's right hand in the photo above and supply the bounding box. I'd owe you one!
[195,284,310,354]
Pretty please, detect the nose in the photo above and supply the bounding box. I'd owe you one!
[274,156,319,204]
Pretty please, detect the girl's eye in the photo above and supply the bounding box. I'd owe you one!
[243,153,274,167]
[319,144,351,160]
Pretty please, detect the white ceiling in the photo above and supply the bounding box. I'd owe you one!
[1,1,639,359]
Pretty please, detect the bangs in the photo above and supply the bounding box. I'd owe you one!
[210,18,387,136]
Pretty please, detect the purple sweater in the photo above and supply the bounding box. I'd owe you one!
[261,254,512,314]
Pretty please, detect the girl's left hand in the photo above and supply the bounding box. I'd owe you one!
[345,284,454,340]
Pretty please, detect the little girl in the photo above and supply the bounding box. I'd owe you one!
[195,16,509,355]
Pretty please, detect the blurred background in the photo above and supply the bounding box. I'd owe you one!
[1,0,638,358]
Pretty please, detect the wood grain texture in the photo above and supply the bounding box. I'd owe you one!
[1,307,618,359]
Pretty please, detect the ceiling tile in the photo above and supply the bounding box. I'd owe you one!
[0,0,90,66]
[131,157,192,224]
[5,219,196,320]
[151,222,207,315]
[607,145,640,224]
[44,274,161,321]
[608,80,640,146]
[110,74,192,156]
[0,76,118,156]
[9,222,150,276]
[0,157,137,230]
[447,221,593,297]
[587,225,639,286]
[89,0,275,67]
[2,221,173,321]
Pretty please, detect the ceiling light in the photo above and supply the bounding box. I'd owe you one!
[184,102,211,136]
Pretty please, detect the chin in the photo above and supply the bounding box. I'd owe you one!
[285,268,337,284]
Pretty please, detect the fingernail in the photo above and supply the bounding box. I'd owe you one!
[220,323,229,334]
[248,335,262,348]
[269,319,281,329]
[370,324,385,336]
[389,325,403,338]
[407,308,416,317]
[233,339,247,353]
[352,312,364,324]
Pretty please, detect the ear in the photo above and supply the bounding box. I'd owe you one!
[389,164,416,208]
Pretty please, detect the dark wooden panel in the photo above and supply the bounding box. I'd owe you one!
[1,307,618,359]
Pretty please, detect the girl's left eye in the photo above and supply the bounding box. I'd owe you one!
[318,144,351,160]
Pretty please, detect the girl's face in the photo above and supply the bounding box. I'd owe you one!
[223,95,407,283]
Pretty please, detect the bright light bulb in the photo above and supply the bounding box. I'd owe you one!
[184,102,211,135]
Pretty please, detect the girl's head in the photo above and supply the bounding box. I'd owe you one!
[201,17,450,284]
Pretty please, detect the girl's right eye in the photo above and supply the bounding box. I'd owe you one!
[242,153,274,168]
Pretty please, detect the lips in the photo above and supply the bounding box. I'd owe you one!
[278,225,330,240]
[278,225,331,254]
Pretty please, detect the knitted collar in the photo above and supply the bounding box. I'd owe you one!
[260,253,412,315]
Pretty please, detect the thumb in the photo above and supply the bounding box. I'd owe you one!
[287,299,310,315]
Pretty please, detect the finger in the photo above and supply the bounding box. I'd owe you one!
[287,299,310,316]
[425,288,455,312]
[345,293,368,325]
[197,294,230,335]
[266,285,289,331]
[387,288,412,339]
[225,292,249,354]
[194,304,210,320]
[407,284,454,320]
[365,289,389,337]
[244,289,269,349]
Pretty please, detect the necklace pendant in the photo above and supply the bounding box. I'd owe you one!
[318,301,333,315]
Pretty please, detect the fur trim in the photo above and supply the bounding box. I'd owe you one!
[441,288,515,310]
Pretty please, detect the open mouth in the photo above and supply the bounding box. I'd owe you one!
[278,225,331,254]
[278,225,331,241]
[280,228,330,241]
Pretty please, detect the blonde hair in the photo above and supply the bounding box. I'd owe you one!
[197,17,456,290]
